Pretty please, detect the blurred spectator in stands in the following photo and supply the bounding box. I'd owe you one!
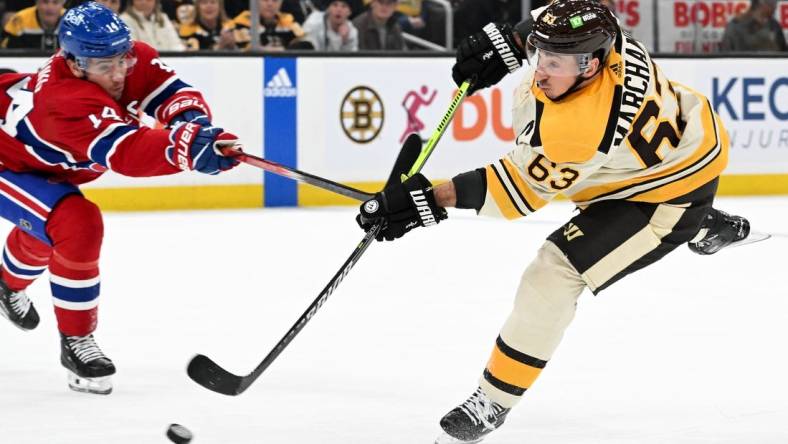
[281,0,313,23]
[161,0,189,21]
[303,0,357,51]
[233,0,307,50]
[1,0,63,49]
[344,0,364,18]
[395,0,424,33]
[721,0,786,52]
[121,0,185,50]
[175,1,193,23]
[96,0,121,12]
[223,0,246,18]
[179,0,236,50]
[453,0,520,46]
[2,0,34,30]
[360,0,424,34]
[226,0,327,22]
[353,0,405,50]
[310,0,363,18]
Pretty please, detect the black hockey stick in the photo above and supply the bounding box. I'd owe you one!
[187,81,472,396]
[187,221,384,395]
[220,146,373,202]
[185,137,418,396]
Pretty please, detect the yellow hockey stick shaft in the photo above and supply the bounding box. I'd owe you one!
[406,80,472,178]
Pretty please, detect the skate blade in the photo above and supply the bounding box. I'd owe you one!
[0,306,27,331]
[67,371,113,395]
[434,433,483,444]
[730,231,771,249]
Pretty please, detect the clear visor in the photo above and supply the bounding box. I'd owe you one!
[77,52,137,77]
[526,34,592,77]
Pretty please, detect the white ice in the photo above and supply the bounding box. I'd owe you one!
[1,197,787,444]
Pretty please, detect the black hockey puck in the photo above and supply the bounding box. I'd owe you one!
[166,423,193,443]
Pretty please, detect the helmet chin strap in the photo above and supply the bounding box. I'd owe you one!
[550,75,587,102]
[548,65,603,102]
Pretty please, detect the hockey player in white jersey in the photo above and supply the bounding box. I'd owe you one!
[357,1,749,442]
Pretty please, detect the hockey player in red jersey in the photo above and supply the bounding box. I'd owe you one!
[0,2,239,395]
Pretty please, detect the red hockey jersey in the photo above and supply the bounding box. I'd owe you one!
[0,41,212,184]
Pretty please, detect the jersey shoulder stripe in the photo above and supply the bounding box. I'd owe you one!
[140,76,192,117]
[486,164,527,219]
[88,123,138,168]
[18,117,83,167]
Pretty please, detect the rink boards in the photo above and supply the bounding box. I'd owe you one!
[0,55,785,210]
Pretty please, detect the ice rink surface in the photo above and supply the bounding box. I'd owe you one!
[1,196,787,444]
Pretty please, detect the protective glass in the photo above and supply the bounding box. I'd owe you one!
[526,34,592,77]
[79,52,137,77]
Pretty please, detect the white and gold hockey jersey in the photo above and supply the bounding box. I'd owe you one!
[479,32,729,220]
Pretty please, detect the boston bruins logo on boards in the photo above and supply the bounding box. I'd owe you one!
[340,86,384,144]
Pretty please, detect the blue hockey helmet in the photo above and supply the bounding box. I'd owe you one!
[59,2,133,69]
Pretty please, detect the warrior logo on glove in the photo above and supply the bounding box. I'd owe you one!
[482,23,522,74]
[410,189,439,226]
[357,173,447,242]
[452,22,526,95]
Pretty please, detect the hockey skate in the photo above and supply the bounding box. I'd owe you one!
[688,208,766,255]
[60,333,116,395]
[434,387,511,444]
[0,279,39,331]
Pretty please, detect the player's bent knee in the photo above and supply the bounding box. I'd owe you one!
[47,195,104,246]
[514,241,585,311]
[501,242,586,359]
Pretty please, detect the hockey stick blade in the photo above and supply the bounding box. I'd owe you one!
[187,217,383,396]
[187,353,248,395]
[187,82,471,396]
[220,146,373,201]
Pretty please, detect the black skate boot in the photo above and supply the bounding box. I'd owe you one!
[0,279,39,331]
[60,333,116,395]
[435,387,511,444]
[688,208,752,255]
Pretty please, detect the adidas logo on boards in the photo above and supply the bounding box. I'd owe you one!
[264,67,297,98]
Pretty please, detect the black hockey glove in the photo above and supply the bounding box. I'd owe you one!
[453,23,526,95]
[357,173,447,242]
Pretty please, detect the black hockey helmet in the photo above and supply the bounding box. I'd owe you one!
[528,0,618,64]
